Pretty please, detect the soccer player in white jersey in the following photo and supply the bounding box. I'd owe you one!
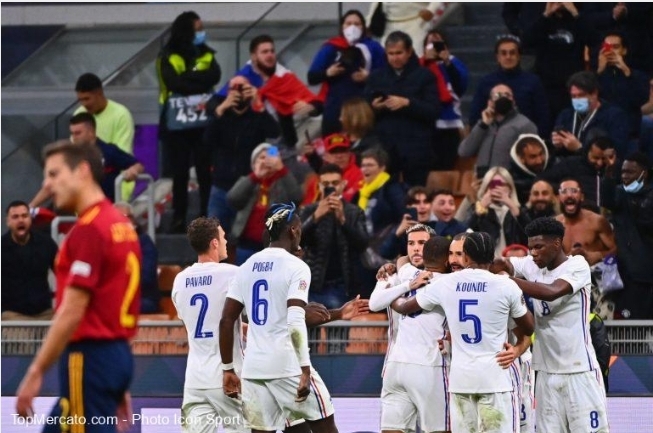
[371,223,436,379]
[497,217,609,433]
[371,232,452,433]
[219,203,338,433]
[393,232,535,433]
[172,217,246,433]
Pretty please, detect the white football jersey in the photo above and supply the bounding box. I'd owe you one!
[389,267,449,367]
[377,274,401,378]
[227,247,311,379]
[172,262,242,389]
[510,255,598,374]
[416,269,527,393]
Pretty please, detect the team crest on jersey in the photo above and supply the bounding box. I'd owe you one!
[299,280,307,291]
[70,260,91,277]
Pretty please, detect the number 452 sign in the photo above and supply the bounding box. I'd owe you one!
[166,93,212,131]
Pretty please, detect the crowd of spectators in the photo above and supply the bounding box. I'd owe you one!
[5,4,653,321]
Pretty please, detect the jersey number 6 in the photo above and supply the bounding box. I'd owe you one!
[252,279,269,325]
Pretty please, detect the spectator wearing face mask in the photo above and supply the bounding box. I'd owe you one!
[459,84,537,179]
[308,10,386,136]
[552,71,629,159]
[602,152,653,319]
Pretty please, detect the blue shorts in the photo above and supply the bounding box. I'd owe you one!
[43,340,133,433]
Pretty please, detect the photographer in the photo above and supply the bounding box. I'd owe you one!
[205,76,280,234]
[227,143,302,265]
[459,84,537,175]
[300,164,369,308]
[421,30,469,170]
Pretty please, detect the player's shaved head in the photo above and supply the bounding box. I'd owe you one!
[423,236,451,270]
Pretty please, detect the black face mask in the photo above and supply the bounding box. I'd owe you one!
[494,97,513,116]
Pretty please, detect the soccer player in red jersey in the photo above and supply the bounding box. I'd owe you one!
[16,140,142,433]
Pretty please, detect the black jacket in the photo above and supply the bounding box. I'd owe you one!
[203,100,281,190]
[364,54,440,184]
[601,179,653,283]
[598,66,650,137]
[467,207,530,248]
[300,202,369,295]
[2,230,58,315]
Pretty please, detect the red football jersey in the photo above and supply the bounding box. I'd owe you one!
[55,199,142,342]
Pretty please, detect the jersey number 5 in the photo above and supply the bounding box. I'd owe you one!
[459,299,482,344]
[120,252,140,328]
[252,279,269,325]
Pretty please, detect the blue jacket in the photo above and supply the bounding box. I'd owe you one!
[436,56,469,125]
[308,37,386,131]
[96,139,139,202]
[469,67,550,137]
[554,101,630,159]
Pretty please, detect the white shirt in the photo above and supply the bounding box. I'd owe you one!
[172,262,242,389]
[389,265,449,367]
[227,247,311,379]
[416,268,527,393]
[510,255,598,374]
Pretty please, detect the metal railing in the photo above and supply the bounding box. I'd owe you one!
[50,216,78,245]
[234,2,281,70]
[3,320,652,357]
[115,172,156,242]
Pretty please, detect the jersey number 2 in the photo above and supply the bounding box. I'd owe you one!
[459,299,482,344]
[190,293,213,338]
[120,252,140,328]
[252,279,269,325]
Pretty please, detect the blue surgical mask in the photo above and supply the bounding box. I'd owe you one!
[572,97,589,114]
[193,31,206,46]
[623,173,645,193]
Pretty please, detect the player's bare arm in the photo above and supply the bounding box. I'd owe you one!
[496,326,533,369]
[390,296,422,316]
[489,257,515,276]
[219,297,244,398]
[510,277,573,302]
[16,286,91,417]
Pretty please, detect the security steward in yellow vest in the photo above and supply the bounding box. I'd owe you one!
[156,11,221,233]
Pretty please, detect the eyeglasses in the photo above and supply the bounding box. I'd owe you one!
[559,188,580,195]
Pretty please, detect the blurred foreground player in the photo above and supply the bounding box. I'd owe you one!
[16,140,141,433]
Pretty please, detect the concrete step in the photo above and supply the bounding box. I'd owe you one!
[155,234,196,266]
[462,2,506,26]
[443,25,508,50]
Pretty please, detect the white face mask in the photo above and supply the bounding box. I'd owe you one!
[343,25,362,45]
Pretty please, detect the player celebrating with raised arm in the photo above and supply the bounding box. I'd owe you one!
[493,217,609,433]
[172,217,246,433]
[219,203,338,433]
[393,232,534,433]
[16,140,141,432]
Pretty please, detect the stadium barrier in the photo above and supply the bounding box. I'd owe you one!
[2,319,652,356]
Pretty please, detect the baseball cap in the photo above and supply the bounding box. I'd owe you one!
[324,133,351,153]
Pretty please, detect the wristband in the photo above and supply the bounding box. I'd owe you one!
[222,362,234,371]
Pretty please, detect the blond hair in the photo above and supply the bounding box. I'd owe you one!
[477,166,521,208]
[340,97,374,138]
